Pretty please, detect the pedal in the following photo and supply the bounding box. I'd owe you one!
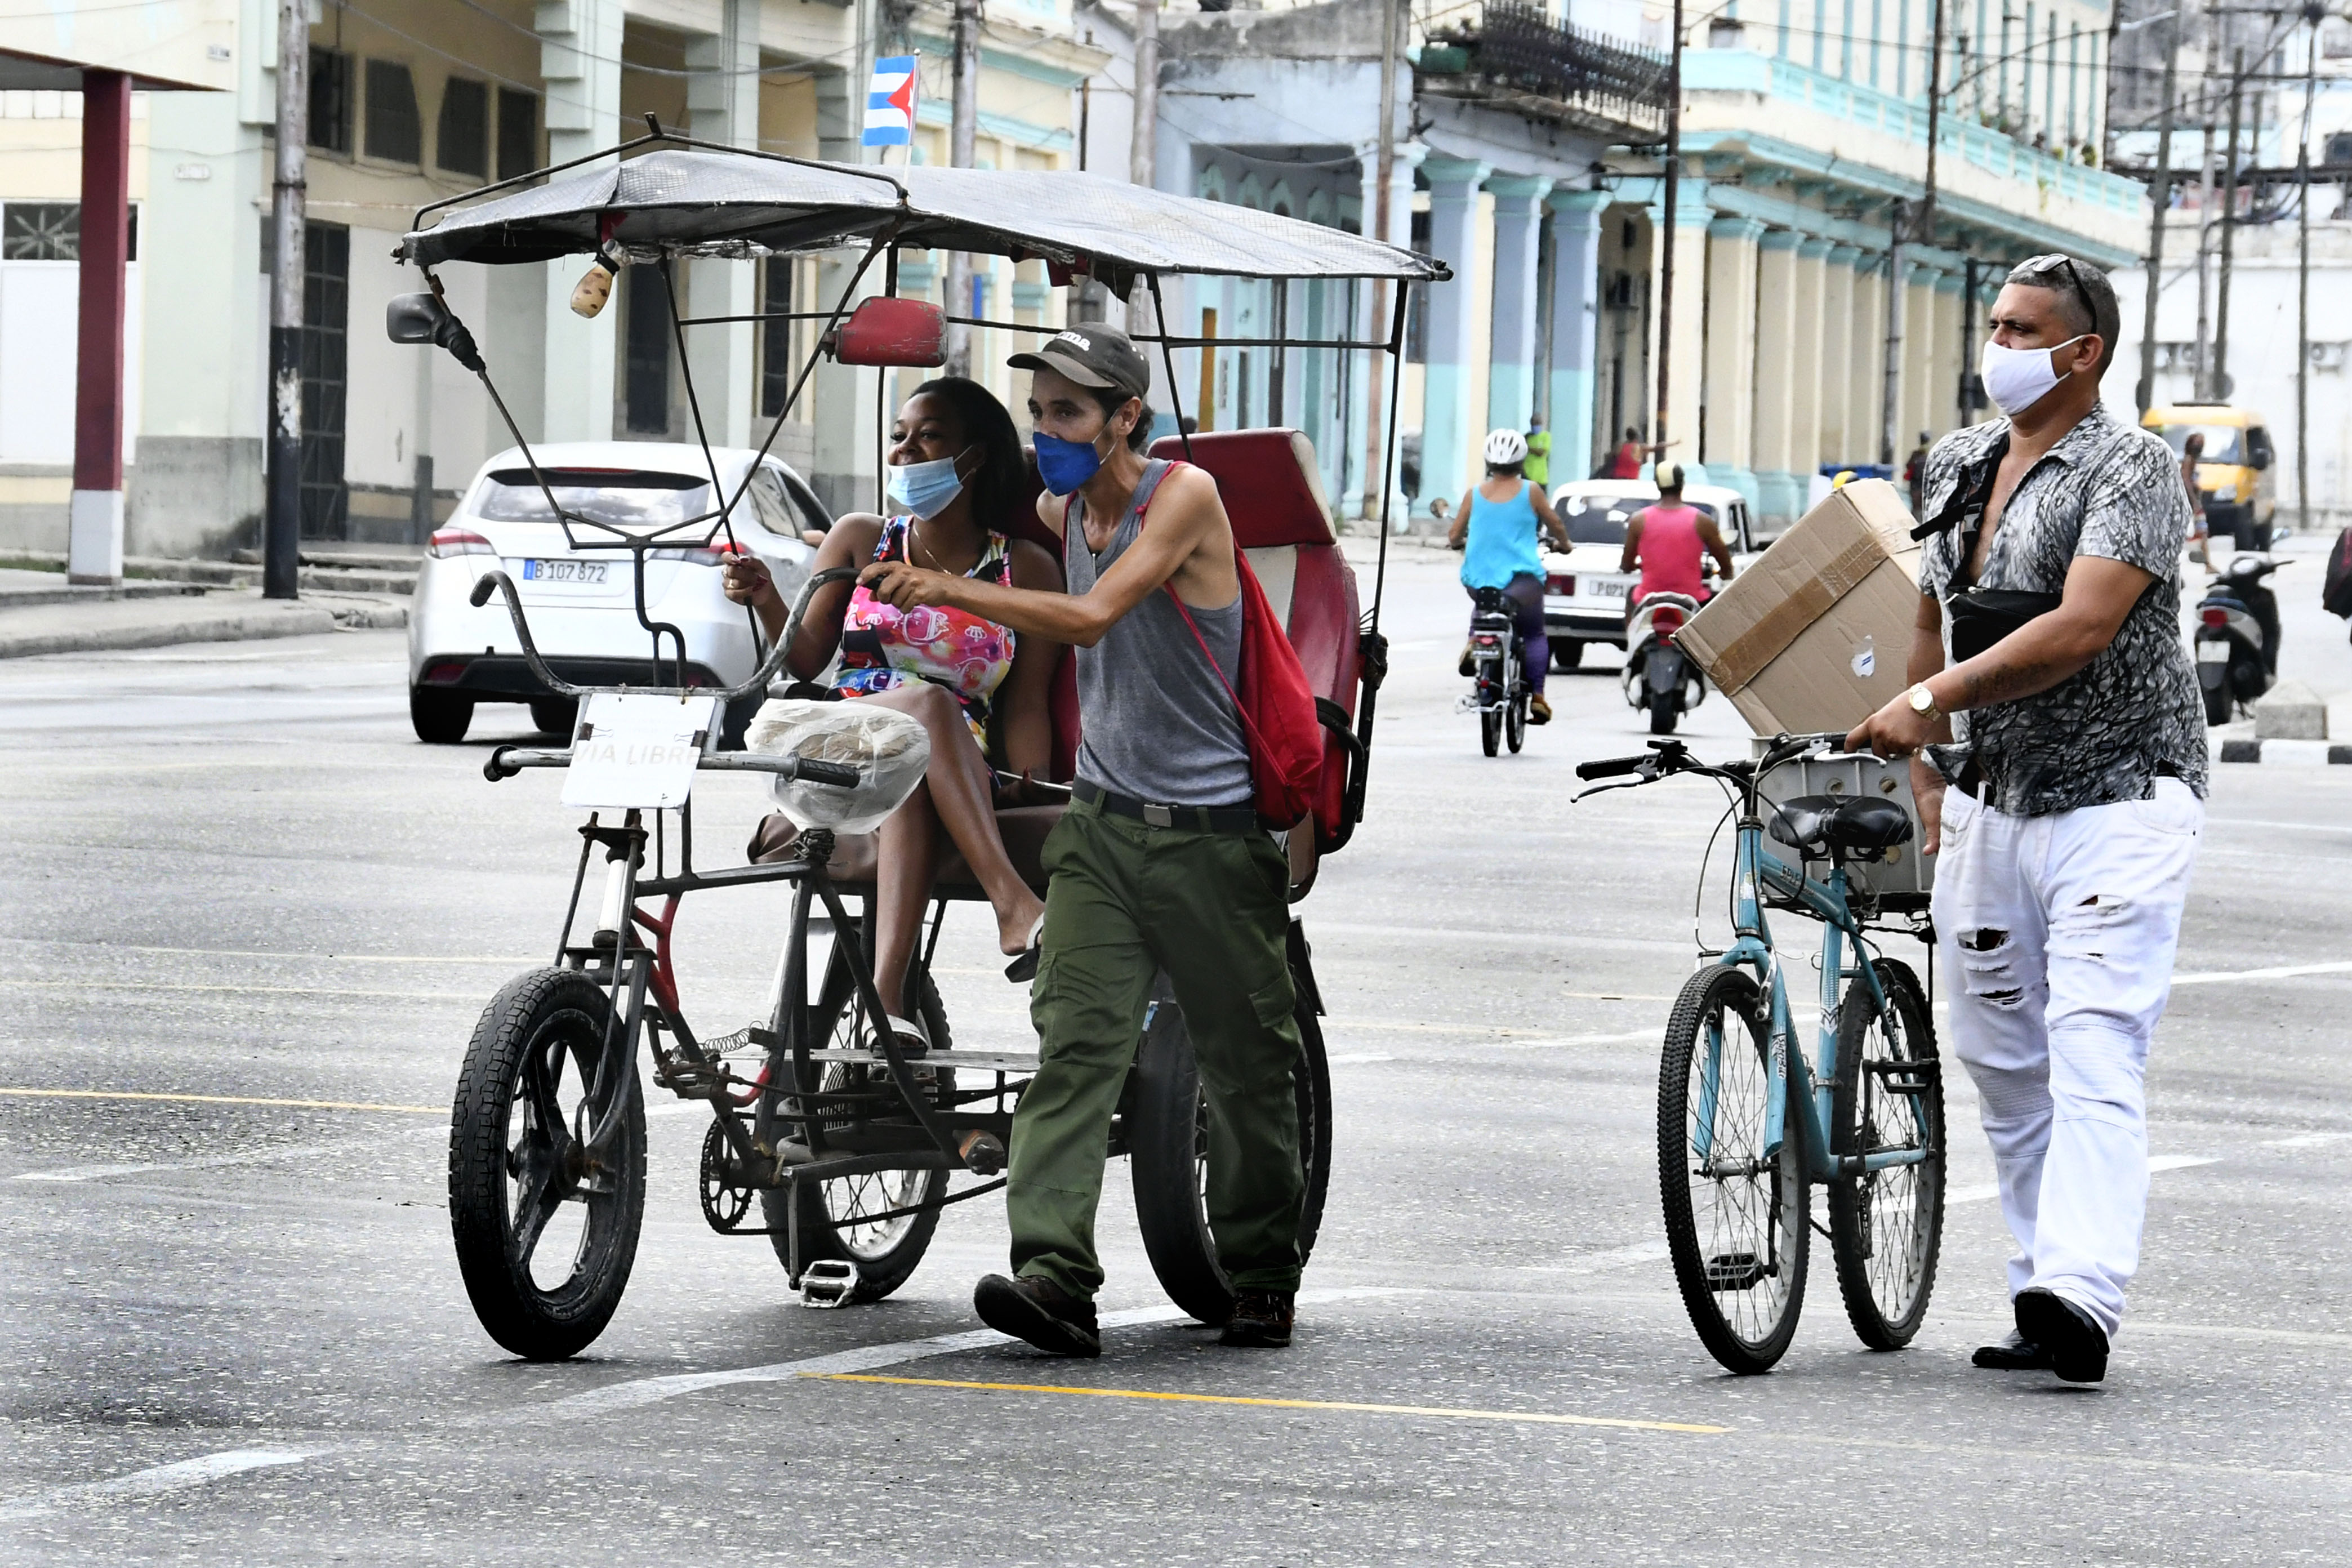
[798,1258,861,1308]
[1705,1251,1767,1291]
[958,1130,1005,1175]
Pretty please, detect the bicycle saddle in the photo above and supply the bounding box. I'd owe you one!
[1768,794,1914,857]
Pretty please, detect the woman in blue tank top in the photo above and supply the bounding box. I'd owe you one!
[1446,427,1572,723]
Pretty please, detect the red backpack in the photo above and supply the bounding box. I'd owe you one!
[2324,526,2352,620]
[1137,464,1324,831]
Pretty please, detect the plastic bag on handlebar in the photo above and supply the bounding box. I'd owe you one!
[744,699,930,834]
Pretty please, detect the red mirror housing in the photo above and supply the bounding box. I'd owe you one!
[824,296,947,367]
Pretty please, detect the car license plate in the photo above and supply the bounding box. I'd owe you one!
[523,558,608,584]
[1591,580,1628,598]
[2196,642,2229,663]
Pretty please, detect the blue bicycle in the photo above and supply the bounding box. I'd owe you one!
[1578,733,1946,1374]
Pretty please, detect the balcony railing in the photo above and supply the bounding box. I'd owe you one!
[1419,2,1672,140]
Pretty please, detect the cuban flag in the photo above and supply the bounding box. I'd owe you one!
[862,55,918,146]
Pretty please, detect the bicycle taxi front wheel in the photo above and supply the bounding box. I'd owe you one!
[751,963,952,1303]
[1828,959,1945,1350]
[1658,964,1810,1374]
[1130,972,1334,1326]
[448,967,648,1361]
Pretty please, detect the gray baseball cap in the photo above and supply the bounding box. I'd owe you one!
[1008,326,1151,400]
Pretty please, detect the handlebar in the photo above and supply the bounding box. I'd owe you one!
[1572,731,1855,792]
[484,745,862,789]
[468,564,863,707]
[1574,752,1655,781]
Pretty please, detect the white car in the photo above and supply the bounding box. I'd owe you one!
[1540,479,1754,669]
[407,442,827,744]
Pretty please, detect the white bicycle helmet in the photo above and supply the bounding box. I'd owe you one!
[1484,428,1529,467]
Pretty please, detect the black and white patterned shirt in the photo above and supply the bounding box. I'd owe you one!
[1917,402,2208,816]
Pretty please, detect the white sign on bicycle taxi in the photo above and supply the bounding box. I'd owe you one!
[560,692,720,809]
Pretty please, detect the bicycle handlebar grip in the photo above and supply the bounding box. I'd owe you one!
[1575,754,1651,781]
[483,746,522,782]
[468,573,498,608]
[791,758,861,789]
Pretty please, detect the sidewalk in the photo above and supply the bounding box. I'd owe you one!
[0,576,406,660]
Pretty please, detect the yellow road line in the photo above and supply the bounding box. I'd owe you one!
[807,1373,1728,1434]
[5,943,534,966]
[0,1088,442,1115]
[0,979,478,1001]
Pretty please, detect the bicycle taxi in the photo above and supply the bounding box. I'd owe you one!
[389,123,1445,1360]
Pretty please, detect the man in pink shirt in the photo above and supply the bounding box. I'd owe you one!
[1619,462,1736,605]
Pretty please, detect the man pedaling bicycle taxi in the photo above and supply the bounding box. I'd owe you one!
[1449,427,1571,723]
[1619,461,1735,614]
[857,326,1307,1357]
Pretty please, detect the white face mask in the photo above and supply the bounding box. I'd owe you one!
[1979,333,2088,417]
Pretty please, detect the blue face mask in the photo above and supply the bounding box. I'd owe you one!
[884,448,972,520]
[1034,428,1110,496]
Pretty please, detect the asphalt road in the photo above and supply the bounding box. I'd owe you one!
[4,538,2350,1566]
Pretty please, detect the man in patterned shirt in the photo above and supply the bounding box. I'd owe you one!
[1847,254,2205,1385]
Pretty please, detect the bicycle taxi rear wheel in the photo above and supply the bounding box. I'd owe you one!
[1130,973,1333,1326]
[1658,964,1809,1374]
[1828,959,1945,1350]
[751,961,951,1303]
[448,967,647,1360]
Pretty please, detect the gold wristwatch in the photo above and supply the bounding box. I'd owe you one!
[1905,682,1943,723]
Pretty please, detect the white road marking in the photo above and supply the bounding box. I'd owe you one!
[1522,1241,1672,1274]
[2263,1131,2352,1148]
[1491,1029,1660,1050]
[2204,818,2352,835]
[0,1448,326,1523]
[1323,1053,1398,1065]
[12,1129,430,1183]
[1945,1154,2217,1206]
[2173,960,2352,986]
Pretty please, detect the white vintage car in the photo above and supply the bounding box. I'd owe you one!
[406,442,827,743]
[1540,479,1753,669]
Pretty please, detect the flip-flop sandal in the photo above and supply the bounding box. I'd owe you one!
[1003,916,1045,983]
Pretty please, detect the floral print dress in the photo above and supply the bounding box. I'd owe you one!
[833,517,1018,749]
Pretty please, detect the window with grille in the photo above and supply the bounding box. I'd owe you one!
[309,48,352,154]
[498,87,540,180]
[364,60,421,165]
[437,77,489,177]
[759,258,797,418]
[3,203,137,262]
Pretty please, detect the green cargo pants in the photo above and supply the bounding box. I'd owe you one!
[1007,795,1305,1300]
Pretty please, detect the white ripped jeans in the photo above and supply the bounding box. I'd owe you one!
[1931,778,2203,1340]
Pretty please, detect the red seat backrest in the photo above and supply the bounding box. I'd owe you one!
[1146,429,1335,547]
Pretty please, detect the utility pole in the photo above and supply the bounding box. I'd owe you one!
[2299,1,2319,535]
[2136,15,2180,416]
[1125,0,1161,350]
[1655,0,1684,456]
[1362,0,1400,523]
[1881,205,1905,467]
[264,0,308,601]
[2194,120,2213,397]
[1921,0,1946,241]
[2213,47,2243,400]
[1959,257,1981,425]
[942,0,981,376]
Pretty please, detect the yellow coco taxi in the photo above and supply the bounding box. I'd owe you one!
[2144,403,2277,549]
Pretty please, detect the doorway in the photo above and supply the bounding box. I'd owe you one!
[299,221,350,540]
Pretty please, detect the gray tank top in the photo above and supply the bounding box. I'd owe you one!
[1064,459,1252,808]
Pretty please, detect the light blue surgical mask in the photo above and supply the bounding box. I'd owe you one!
[884,447,974,519]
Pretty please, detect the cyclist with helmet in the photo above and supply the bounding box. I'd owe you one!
[1449,427,1571,724]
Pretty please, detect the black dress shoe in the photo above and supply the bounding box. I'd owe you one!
[1971,1329,2054,1370]
[974,1273,1101,1358]
[1218,1289,1295,1348]
[2015,1288,2109,1384]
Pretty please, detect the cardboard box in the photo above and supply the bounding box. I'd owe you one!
[1676,479,1922,735]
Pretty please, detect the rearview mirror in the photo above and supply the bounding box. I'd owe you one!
[386,291,483,373]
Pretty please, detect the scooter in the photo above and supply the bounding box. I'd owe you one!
[1459,585,1529,756]
[2194,552,2284,726]
[1623,590,1707,735]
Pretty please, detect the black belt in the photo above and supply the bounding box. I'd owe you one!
[1071,780,1258,834]
[1953,758,2183,809]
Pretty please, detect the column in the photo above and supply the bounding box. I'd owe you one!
[1347,141,1423,520]
[1544,188,1611,487]
[1749,228,1805,523]
[1902,262,1940,463]
[1931,271,1965,435]
[1848,251,1884,469]
[1484,174,1553,442]
[1789,238,1832,507]
[1703,215,1764,508]
[69,68,131,584]
[1646,181,1710,482]
[684,0,759,451]
[1819,244,1860,465]
[540,0,624,444]
[1419,155,1492,512]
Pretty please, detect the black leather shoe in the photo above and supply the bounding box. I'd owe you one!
[1971,1329,2054,1370]
[1218,1289,1295,1348]
[974,1273,1101,1358]
[2015,1288,2109,1384]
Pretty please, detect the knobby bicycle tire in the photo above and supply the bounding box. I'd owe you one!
[1657,964,1810,1374]
[1828,959,1945,1351]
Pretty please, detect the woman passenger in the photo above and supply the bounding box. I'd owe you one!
[723,376,1059,1048]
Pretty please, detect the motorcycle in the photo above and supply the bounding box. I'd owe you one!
[1459,585,1529,756]
[2194,551,2284,726]
[1623,590,1707,735]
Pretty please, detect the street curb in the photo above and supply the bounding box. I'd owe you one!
[0,602,338,658]
[2215,738,2352,765]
